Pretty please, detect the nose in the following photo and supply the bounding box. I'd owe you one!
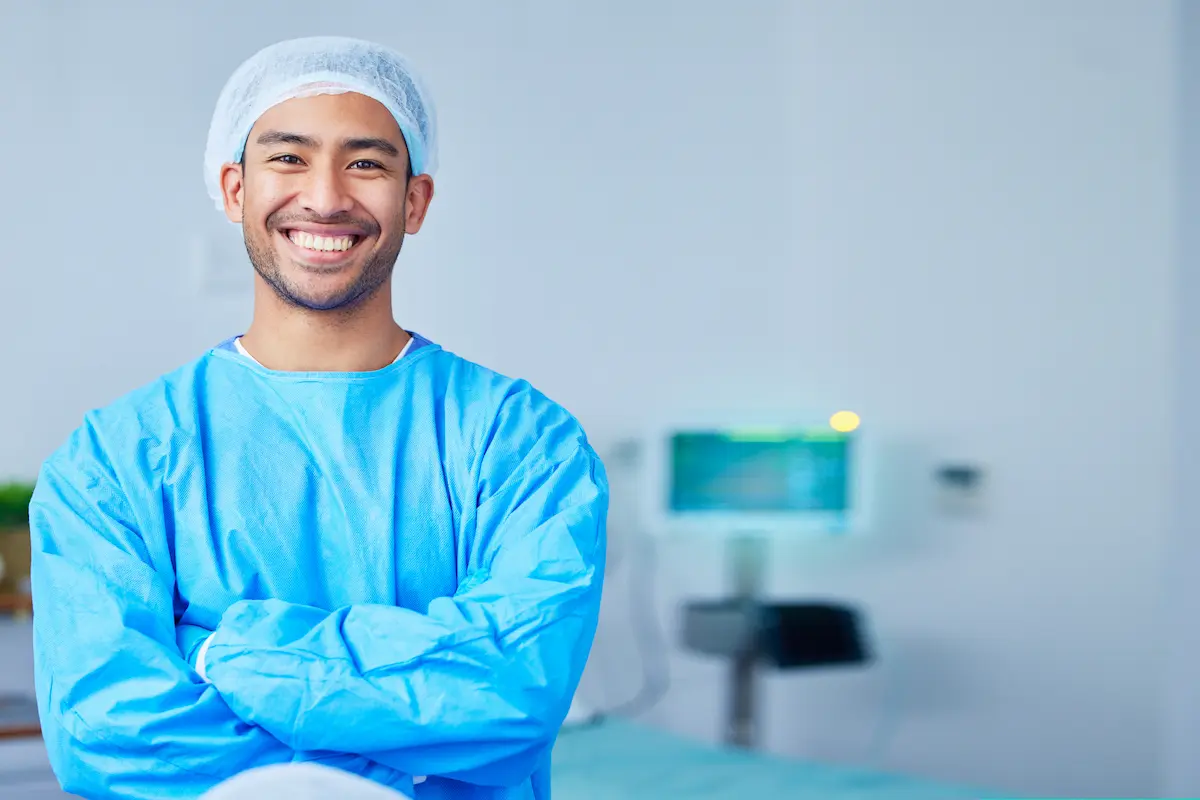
[298,163,354,217]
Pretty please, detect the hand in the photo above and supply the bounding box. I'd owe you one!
[176,623,214,672]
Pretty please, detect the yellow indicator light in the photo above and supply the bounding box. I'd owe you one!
[830,411,860,433]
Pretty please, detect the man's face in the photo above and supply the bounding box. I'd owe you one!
[219,92,433,312]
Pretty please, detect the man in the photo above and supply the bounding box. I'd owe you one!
[29,37,607,800]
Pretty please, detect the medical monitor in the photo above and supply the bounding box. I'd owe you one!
[643,417,869,538]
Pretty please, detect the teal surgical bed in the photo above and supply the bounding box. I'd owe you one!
[552,718,1011,800]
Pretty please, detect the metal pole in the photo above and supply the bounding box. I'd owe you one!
[725,534,767,749]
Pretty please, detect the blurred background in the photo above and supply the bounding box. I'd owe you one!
[2,0,1199,798]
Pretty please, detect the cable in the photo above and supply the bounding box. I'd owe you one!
[595,523,671,720]
[588,439,671,721]
[598,438,641,574]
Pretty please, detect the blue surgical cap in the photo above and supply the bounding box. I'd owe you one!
[204,36,438,212]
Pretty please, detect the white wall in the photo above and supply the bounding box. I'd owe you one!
[1164,0,1200,795]
[752,4,1173,798]
[0,2,1177,798]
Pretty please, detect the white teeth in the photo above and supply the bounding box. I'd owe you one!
[287,231,355,252]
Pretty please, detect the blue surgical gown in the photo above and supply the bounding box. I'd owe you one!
[28,336,608,800]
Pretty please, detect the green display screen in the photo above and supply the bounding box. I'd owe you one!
[669,430,852,513]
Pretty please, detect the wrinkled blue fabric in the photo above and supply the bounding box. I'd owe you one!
[29,337,608,800]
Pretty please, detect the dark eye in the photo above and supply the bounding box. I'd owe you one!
[270,154,304,165]
[350,160,383,170]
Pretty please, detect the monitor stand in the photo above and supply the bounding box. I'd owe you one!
[726,533,768,749]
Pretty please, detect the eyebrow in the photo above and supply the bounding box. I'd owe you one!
[341,137,401,158]
[254,130,400,158]
[256,130,318,149]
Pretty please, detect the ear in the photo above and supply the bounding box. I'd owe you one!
[404,174,435,235]
[220,163,246,223]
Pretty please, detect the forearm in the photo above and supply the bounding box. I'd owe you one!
[204,583,597,785]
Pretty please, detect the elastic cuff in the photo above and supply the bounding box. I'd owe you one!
[196,633,217,683]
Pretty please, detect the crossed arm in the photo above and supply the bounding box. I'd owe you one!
[29,426,607,799]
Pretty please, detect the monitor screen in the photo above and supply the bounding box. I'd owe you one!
[669,430,853,514]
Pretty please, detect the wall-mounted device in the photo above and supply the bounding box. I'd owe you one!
[934,462,986,515]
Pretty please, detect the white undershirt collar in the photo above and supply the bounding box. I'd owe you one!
[233,336,413,368]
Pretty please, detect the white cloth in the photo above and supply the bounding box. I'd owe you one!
[200,763,413,800]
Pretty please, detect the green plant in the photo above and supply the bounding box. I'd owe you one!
[0,482,35,528]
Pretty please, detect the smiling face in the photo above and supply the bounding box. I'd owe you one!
[219,91,434,312]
